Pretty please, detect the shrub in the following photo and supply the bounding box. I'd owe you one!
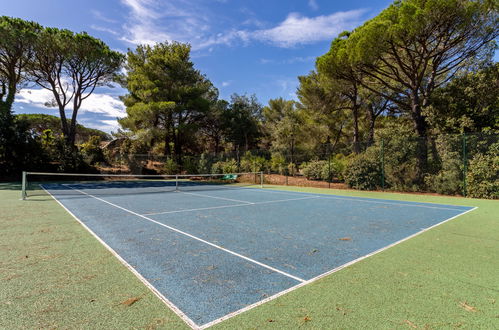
[466,144,499,199]
[240,151,267,172]
[211,159,238,174]
[344,149,382,190]
[80,135,105,165]
[163,158,179,174]
[300,160,327,180]
[424,136,463,195]
[270,154,286,174]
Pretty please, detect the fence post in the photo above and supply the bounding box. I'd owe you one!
[462,133,467,197]
[21,171,27,200]
[381,138,385,191]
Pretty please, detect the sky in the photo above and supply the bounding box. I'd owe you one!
[5,0,394,133]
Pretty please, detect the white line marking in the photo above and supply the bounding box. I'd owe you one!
[253,188,472,211]
[199,206,478,329]
[40,186,201,330]
[179,191,254,204]
[62,185,306,284]
[144,196,320,216]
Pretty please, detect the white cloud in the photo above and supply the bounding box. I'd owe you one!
[308,0,319,11]
[91,10,119,24]
[90,25,119,36]
[17,89,126,118]
[221,81,231,87]
[251,10,365,47]
[118,0,366,50]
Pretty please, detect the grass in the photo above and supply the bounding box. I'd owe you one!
[1,182,498,329]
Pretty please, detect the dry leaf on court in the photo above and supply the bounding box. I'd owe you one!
[404,319,417,328]
[121,297,141,306]
[459,301,477,312]
[339,237,351,241]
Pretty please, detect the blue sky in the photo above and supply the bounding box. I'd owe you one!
[5,0,393,133]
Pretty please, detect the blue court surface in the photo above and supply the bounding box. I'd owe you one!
[42,182,474,328]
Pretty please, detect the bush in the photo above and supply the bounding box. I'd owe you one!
[424,136,463,195]
[466,144,499,199]
[163,158,179,174]
[211,159,238,174]
[182,156,199,174]
[344,149,382,190]
[300,160,327,180]
[80,135,105,165]
[270,154,286,174]
[240,151,267,172]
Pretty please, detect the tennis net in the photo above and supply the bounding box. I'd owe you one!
[21,171,264,199]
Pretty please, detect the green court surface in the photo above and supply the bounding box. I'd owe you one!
[1,182,498,329]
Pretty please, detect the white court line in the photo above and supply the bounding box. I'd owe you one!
[144,196,320,216]
[179,191,254,204]
[199,205,478,329]
[63,185,305,284]
[252,188,471,211]
[40,186,201,330]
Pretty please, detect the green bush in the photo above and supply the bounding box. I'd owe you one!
[163,158,179,174]
[270,154,286,174]
[300,160,327,180]
[80,135,105,165]
[211,159,238,174]
[240,151,267,172]
[344,149,382,190]
[424,136,463,195]
[466,144,499,199]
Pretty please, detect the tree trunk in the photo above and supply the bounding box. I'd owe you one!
[352,104,360,153]
[367,104,376,146]
[410,92,428,184]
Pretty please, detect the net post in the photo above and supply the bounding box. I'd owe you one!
[21,171,27,200]
[381,138,385,191]
[462,133,467,197]
[175,174,179,192]
[260,171,264,188]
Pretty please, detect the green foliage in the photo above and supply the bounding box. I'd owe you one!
[424,136,463,195]
[240,151,267,172]
[300,160,328,180]
[270,154,286,174]
[163,158,179,175]
[211,159,238,174]
[344,148,382,190]
[425,63,499,134]
[120,41,214,163]
[466,143,499,199]
[80,136,105,165]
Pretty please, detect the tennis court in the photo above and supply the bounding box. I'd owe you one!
[33,174,474,329]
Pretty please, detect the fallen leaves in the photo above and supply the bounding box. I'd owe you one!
[404,319,417,328]
[121,297,141,306]
[339,237,352,241]
[459,301,477,312]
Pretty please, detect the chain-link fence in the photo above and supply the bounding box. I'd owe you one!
[98,133,498,199]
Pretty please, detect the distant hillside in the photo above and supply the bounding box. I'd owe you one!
[16,114,111,143]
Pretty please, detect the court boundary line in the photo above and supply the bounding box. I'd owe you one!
[250,187,473,211]
[62,184,306,284]
[198,206,478,329]
[144,196,320,216]
[40,186,201,330]
[179,191,255,204]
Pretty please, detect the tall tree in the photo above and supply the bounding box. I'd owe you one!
[30,28,123,146]
[223,94,262,153]
[297,71,350,153]
[120,42,214,162]
[425,62,499,133]
[0,17,41,176]
[262,98,304,162]
[336,0,498,177]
